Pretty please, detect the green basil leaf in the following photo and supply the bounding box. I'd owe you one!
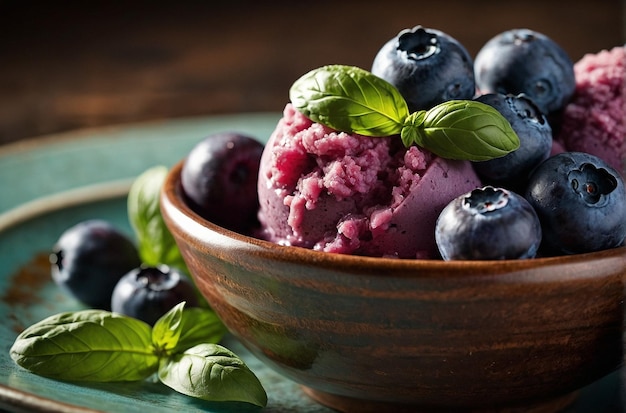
[128,166,209,308]
[10,310,158,382]
[127,166,188,271]
[402,100,520,161]
[289,64,409,136]
[158,343,267,407]
[174,307,228,353]
[400,110,426,148]
[152,302,186,354]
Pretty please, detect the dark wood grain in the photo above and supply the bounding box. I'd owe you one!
[161,160,626,413]
[0,0,623,144]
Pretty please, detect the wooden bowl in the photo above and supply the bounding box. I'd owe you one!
[161,161,625,413]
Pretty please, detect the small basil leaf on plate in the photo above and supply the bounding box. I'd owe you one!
[173,307,228,353]
[152,302,186,354]
[401,100,520,161]
[10,310,158,382]
[158,343,267,407]
[289,64,409,137]
[127,166,188,271]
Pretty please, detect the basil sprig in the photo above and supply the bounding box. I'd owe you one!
[289,64,520,161]
[10,303,266,407]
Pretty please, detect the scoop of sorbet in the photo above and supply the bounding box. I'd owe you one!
[556,46,626,175]
[257,104,482,259]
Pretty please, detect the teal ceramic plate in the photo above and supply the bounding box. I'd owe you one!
[0,116,623,412]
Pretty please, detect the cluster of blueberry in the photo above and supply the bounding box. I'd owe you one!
[50,220,199,325]
[372,26,626,259]
[49,26,626,310]
[177,26,626,261]
[435,151,626,260]
[48,132,266,318]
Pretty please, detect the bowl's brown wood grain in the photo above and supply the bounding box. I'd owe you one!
[162,161,625,412]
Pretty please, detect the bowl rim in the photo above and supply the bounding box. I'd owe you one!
[161,160,626,278]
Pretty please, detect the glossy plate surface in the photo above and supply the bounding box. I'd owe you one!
[0,115,622,412]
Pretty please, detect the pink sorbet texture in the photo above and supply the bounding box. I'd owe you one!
[257,104,482,259]
[556,45,626,174]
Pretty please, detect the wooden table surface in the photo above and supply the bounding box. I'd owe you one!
[0,0,624,145]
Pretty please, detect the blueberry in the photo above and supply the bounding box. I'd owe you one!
[525,152,626,255]
[111,264,199,326]
[371,25,475,112]
[181,132,264,233]
[474,29,575,117]
[472,93,552,190]
[435,186,542,260]
[50,220,141,309]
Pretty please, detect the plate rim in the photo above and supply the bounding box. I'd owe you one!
[0,112,279,157]
[0,179,133,233]
[0,185,132,413]
[0,113,283,413]
[0,382,100,413]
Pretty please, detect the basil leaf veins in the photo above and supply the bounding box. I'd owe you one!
[174,307,228,353]
[290,64,409,137]
[158,343,268,408]
[10,310,158,382]
[289,64,520,161]
[151,302,227,355]
[401,100,521,161]
[11,305,266,407]
[152,301,185,353]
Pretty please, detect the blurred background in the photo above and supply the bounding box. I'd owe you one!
[0,0,624,145]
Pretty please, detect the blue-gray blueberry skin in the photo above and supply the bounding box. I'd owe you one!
[111,264,199,326]
[474,29,575,117]
[181,132,264,233]
[472,93,552,190]
[435,186,542,260]
[371,25,475,112]
[50,220,141,310]
[525,152,626,255]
